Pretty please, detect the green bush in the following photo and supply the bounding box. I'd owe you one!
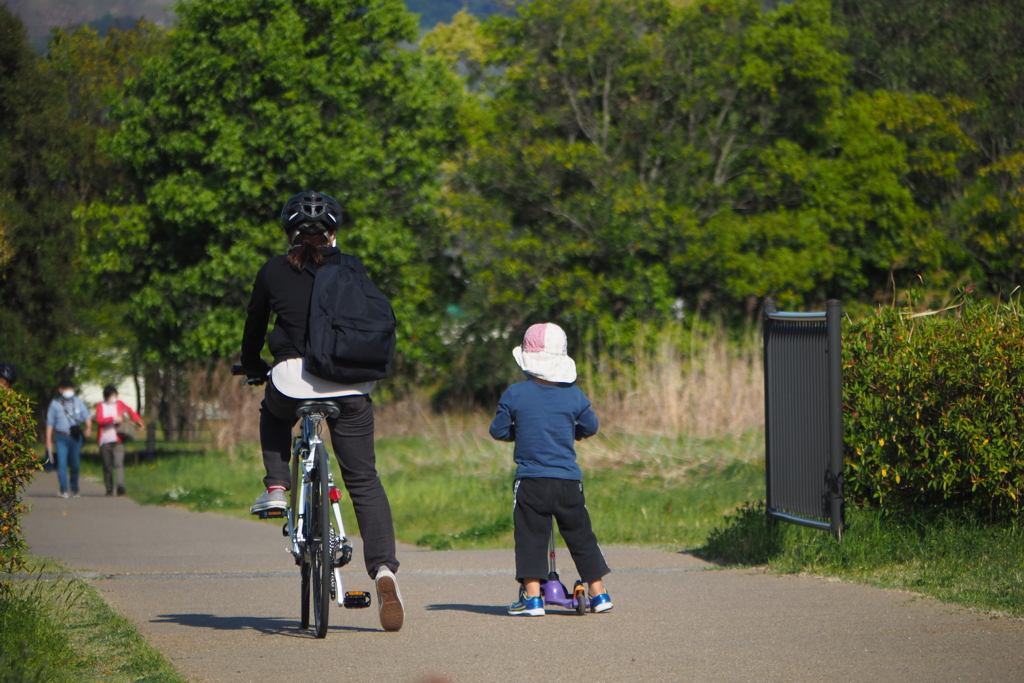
[843,300,1024,519]
[0,387,37,588]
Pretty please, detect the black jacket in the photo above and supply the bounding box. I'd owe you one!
[240,247,369,369]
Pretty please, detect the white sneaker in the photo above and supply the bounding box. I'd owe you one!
[57,491,69,499]
[375,567,404,632]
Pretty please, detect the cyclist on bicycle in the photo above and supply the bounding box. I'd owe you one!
[240,191,404,632]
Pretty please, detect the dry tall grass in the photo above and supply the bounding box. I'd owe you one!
[580,325,764,439]
[186,365,263,452]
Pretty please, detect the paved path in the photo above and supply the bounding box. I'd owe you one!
[22,474,1024,682]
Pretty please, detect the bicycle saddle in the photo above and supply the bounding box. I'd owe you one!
[295,400,341,419]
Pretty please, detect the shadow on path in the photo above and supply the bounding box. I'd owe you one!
[152,613,377,635]
[425,603,508,617]
[24,490,111,499]
[426,603,585,618]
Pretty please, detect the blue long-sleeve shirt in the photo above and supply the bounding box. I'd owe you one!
[46,397,89,433]
[489,379,599,480]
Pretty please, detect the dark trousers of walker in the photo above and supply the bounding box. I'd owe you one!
[513,477,610,584]
[261,380,398,579]
[99,441,126,493]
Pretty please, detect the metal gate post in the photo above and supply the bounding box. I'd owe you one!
[826,300,844,540]
[762,299,844,539]
[763,298,777,525]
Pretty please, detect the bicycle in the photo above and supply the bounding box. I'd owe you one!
[232,365,371,638]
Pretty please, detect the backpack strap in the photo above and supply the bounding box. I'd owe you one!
[59,399,80,426]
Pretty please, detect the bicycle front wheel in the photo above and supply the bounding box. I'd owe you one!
[311,443,333,638]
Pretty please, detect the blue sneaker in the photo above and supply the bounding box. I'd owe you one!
[589,592,613,613]
[508,595,545,616]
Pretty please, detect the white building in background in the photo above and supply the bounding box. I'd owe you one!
[79,377,145,416]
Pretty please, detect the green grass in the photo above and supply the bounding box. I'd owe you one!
[80,429,766,550]
[699,502,1024,617]
[1,556,187,683]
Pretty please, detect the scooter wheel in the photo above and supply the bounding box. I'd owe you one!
[573,581,586,616]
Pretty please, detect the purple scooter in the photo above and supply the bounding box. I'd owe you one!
[539,524,590,615]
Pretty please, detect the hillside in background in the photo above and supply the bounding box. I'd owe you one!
[408,0,505,28]
[7,0,173,48]
[7,0,502,49]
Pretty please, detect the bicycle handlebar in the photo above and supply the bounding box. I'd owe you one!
[231,364,269,386]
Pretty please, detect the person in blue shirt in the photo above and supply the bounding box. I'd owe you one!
[45,379,92,498]
[489,323,612,617]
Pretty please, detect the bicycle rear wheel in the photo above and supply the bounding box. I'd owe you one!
[311,443,332,638]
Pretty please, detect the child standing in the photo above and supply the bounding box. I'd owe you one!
[489,323,612,616]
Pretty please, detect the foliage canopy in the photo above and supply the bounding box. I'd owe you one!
[0,6,81,409]
[0,10,164,411]
[430,0,974,397]
[85,0,465,378]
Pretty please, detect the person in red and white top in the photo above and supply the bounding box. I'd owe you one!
[94,384,143,497]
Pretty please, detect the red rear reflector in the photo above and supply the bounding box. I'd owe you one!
[329,487,341,502]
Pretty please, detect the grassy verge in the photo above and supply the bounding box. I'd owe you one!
[79,428,766,550]
[1,556,187,683]
[699,503,1024,617]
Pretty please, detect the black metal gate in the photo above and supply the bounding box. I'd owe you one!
[762,299,844,540]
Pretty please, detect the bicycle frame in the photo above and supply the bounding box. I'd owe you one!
[229,365,368,631]
[283,410,351,607]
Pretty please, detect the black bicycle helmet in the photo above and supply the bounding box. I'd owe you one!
[0,363,17,384]
[280,191,344,239]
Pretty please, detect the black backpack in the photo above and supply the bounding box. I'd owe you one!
[304,255,397,384]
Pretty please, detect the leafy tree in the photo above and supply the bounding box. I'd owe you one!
[45,21,167,205]
[0,6,79,413]
[435,0,970,402]
[957,153,1024,293]
[84,0,465,384]
[407,0,506,29]
[833,0,1024,165]
[832,0,1024,296]
[45,22,167,392]
[420,9,495,71]
[0,11,166,417]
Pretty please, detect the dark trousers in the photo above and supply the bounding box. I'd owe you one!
[100,441,125,492]
[513,477,610,584]
[261,381,398,578]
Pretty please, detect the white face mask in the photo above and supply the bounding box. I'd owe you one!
[106,397,117,405]
[61,389,75,399]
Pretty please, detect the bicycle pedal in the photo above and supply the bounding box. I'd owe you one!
[258,509,286,519]
[343,591,371,609]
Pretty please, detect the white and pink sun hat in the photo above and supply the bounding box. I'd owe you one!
[512,323,577,384]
